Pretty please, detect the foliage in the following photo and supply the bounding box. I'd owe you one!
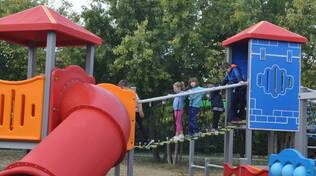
[0,0,44,80]
[280,0,316,89]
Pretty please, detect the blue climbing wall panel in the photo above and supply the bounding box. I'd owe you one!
[232,43,248,79]
[249,39,301,131]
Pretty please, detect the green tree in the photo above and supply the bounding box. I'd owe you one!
[279,0,316,89]
[0,0,44,80]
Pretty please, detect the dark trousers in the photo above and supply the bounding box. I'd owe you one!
[229,87,246,122]
[212,110,222,129]
[136,112,148,142]
[188,106,200,135]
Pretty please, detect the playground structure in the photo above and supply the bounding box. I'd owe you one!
[0,5,316,176]
[0,5,136,176]
[223,163,268,176]
[135,21,316,176]
[269,149,315,176]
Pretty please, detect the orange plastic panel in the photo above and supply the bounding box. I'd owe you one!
[98,83,136,150]
[0,76,44,141]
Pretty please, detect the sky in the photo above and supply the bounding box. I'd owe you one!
[50,0,91,13]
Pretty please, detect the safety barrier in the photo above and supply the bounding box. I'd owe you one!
[0,76,44,141]
[139,82,248,104]
[98,83,136,150]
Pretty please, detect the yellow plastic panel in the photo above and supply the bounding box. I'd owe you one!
[0,76,44,141]
[98,83,136,150]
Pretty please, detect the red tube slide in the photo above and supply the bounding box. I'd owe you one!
[0,83,130,176]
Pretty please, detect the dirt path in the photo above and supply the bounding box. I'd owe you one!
[107,157,224,176]
[107,161,223,176]
[0,149,223,176]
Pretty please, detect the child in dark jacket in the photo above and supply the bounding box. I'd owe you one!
[221,63,246,123]
[210,86,224,131]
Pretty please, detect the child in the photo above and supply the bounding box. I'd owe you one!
[118,80,149,143]
[188,77,205,136]
[172,82,185,141]
[221,63,246,123]
[209,85,224,131]
[130,86,150,144]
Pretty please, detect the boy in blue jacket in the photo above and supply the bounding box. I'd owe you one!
[221,63,246,123]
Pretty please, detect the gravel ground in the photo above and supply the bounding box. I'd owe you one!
[0,149,223,176]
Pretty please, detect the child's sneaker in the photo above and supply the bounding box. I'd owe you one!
[210,128,216,132]
[171,135,180,142]
[178,134,184,141]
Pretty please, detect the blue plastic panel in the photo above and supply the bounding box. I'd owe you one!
[249,39,300,131]
[232,43,248,79]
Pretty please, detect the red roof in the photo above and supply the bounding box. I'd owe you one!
[0,5,102,47]
[222,21,307,47]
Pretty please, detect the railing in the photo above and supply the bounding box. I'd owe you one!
[189,139,225,176]
[139,82,248,104]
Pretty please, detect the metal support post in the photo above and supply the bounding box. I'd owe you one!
[224,130,233,164]
[173,143,179,165]
[167,139,172,164]
[27,46,37,78]
[86,44,95,76]
[295,99,308,156]
[41,32,56,139]
[114,164,120,176]
[188,140,195,176]
[245,128,252,164]
[268,131,276,156]
[127,149,134,176]
[204,158,209,176]
[224,47,233,163]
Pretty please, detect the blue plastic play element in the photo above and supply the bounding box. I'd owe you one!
[270,162,282,176]
[293,165,306,176]
[232,43,248,79]
[249,39,301,131]
[281,164,294,176]
[269,149,315,176]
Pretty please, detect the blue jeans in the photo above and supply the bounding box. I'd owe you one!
[188,107,200,135]
[229,87,246,122]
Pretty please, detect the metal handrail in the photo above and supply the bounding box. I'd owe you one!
[192,164,206,169]
[207,163,224,169]
[139,82,248,104]
[307,133,316,136]
[301,86,316,92]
